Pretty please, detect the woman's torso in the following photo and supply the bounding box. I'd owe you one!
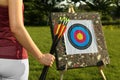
[0,0,28,59]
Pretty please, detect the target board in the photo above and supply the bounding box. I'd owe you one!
[51,12,110,70]
[64,20,98,55]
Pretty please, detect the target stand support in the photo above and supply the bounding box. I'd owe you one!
[97,60,107,80]
[59,64,68,80]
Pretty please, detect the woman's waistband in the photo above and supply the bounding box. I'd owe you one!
[0,46,28,59]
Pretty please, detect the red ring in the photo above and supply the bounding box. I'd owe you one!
[74,30,86,43]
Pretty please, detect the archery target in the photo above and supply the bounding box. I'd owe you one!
[64,20,98,55]
[68,24,92,49]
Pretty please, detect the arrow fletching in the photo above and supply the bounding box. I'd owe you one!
[58,17,69,38]
[53,17,63,35]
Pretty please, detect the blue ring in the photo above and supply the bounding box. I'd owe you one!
[70,26,90,46]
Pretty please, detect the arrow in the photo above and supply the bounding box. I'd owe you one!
[39,16,69,80]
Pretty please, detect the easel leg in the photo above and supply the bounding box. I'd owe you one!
[68,4,75,13]
[98,66,107,80]
[59,71,65,80]
[97,60,107,80]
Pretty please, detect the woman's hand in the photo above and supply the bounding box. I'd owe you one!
[39,54,55,66]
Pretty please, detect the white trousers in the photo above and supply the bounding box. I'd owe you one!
[0,59,29,80]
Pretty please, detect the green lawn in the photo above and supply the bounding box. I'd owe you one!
[26,26,120,80]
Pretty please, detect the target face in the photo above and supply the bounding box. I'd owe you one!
[68,24,92,49]
[64,20,98,55]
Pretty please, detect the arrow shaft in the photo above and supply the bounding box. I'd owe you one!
[39,16,69,80]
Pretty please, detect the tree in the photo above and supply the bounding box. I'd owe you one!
[24,0,47,25]
[24,0,65,25]
[112,0,120,18]
[23,0,119,25]
[85,0,112,15]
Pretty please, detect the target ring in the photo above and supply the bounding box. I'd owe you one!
[68,23,92,49]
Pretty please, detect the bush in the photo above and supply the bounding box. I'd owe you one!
[101,15,113,21]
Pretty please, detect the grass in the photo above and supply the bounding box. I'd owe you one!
[26,25,120,80]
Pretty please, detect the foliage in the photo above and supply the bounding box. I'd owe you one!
[23,0,119,26]
[85,0,112,15]
[112,0,120,18]
[24,0,65,26]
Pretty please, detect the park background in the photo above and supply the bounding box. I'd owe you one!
[24,0,119,80]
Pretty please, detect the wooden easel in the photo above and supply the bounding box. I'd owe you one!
[58,7,107,80]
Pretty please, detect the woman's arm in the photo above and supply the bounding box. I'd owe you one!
[8,0,54,66]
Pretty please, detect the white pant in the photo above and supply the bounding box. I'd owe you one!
[0,59,29,80]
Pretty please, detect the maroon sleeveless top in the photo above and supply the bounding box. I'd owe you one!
[0,6,28,59]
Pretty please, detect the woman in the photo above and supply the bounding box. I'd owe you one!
[0,0,55,80]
